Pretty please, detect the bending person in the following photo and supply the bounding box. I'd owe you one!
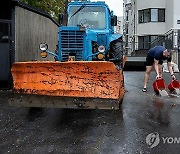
[143,46,176,92]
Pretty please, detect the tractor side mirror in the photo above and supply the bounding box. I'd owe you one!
[59,13,64,25]
[111,15,117,26]
[59,13,68,26]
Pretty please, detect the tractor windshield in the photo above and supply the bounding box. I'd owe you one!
[68,6,106,29]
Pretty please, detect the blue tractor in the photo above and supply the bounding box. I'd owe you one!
[41,0,123,69]
[10,0,125,110]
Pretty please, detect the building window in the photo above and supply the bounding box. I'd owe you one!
[138,36,150,49]
[144,9,150,23]
[138,35,165,49]
[138,8,165,23]
[151,9,158,22]
[158,9,165,22]
[139,10,144,23]
[138,9,150,23]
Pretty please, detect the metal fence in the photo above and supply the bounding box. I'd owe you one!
[150,29,176,50]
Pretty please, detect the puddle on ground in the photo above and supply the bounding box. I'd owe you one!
[151,97,176,125]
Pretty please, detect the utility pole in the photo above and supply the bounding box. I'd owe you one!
[133,0,136,56]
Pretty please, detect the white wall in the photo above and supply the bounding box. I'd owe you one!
[136,0,165,10]
[136,0,180,34]
[173,0,180,29]
[165,0,174,31]
[124,0,131,5]
[136,0,166,36]
[137,23,166,36]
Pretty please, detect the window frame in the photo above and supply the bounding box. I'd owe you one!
[158,9,165,22]
[138,8,165,23]
[138,35,165,49]
[138,10,144,23]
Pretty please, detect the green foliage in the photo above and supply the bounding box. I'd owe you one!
[20,0,68,21]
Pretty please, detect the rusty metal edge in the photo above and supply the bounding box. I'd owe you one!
[8,93,123,110]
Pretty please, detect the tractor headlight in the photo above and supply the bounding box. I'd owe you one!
[98,45,105,53]
[39,43,48,51]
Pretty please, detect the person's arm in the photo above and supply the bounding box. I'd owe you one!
[167,62,176,80]
[154,59,160,79]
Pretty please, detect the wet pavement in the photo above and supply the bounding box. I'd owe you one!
[0,71,180,154]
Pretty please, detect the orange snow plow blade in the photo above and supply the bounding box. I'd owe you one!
[10,61,125,109]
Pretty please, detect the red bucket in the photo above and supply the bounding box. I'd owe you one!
[153,78,166,94]
[168,80,180,91]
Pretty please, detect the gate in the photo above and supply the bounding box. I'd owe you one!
[0,20,11,89]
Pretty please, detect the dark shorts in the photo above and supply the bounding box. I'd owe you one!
[145,56,163,66]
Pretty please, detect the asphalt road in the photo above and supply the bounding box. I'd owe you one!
[0,71,180,154]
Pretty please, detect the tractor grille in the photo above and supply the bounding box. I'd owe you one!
[60,30,84,62]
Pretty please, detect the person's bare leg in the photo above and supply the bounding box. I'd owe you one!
[158,64,163,78]
[144,66,153,89]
